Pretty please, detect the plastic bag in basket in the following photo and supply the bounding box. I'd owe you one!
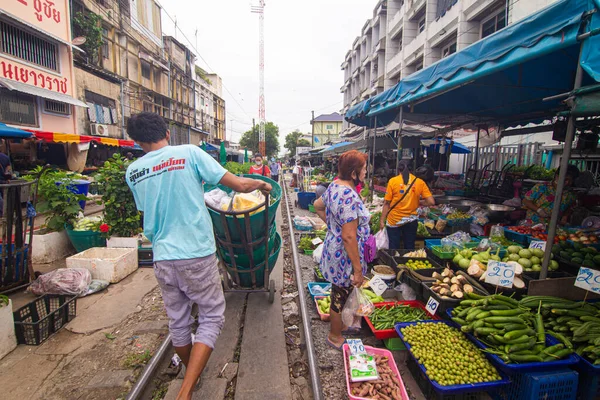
[342,288,374,328]
[29,268,92,296]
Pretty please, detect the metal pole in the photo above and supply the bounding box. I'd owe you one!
[474,126,481,169]
[283,182,323,400]
[395,107,403,174]
[311,110,315,148]
[540,44,584,280]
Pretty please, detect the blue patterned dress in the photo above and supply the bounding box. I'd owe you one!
[319,183,371,288]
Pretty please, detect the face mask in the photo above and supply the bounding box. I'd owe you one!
[255,160,262,166]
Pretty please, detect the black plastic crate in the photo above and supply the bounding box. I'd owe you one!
[398,268,444,303]
[138,247,153,267]
[407,358,487,400]
[13,295,77,345]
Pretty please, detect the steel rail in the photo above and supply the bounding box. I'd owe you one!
[125,333,172,400]
[283,179,324,399]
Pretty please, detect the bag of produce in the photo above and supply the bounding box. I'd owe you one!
[489,225,505,240]
[375,229,389,250]
[29,268,92,296]
[435,219,447,233]
[342,288,374,328]
[313,243,324,263]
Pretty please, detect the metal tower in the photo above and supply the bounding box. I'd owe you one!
[251,1,266,157]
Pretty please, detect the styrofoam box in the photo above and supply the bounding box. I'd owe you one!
[0,299,17,360]
[67,247,138,283]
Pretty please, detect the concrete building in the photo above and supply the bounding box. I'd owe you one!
[70,0,170,141]
[311,112,344,146]
[0,0,87,135]
[340,0,562,138]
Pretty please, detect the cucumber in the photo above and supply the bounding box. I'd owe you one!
[475,327,501,336]
[452,317,467,326]
[490,309,526,316]
[508,338,536,353]
[472,320,485,330]
[475,311,491,320]
[504,328,535,341]
[466,309,485,322]
[502,323,528,332]
[483,316,526,324]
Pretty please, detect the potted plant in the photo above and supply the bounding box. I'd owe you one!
[24,167,90,262]
[96,154,141,248]
[0,295,17,360]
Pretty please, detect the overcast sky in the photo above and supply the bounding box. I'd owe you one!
[160,0,376,146]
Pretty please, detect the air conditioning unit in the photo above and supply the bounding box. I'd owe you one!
[91,123,109,137]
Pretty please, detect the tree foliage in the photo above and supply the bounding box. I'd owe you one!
[72,11,103,64]
[239,122,280,158]
[284,130,312,156]
[96,154,141,238]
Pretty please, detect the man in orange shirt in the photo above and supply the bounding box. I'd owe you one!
[379,161,435,249]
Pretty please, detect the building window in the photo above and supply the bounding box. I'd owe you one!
[43,100,70,115]
[326,124,334,130]
[414,58,424,71]
[441,41,457,58]
[141,60,151,79]
[0,88,37,126]
[418,16,426,34]
[101,27,109,59]
[0,20,58,71]
[481,10,506,38]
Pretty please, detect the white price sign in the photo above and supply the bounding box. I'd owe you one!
[311,237,323,246]
[485,261,515,288]
[575,267,600,294]
[369,276,388,297]
[346,339,366,355]
[529,241,546,251]
[425,296,439,316]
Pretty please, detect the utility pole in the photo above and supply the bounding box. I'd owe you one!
[311,110,315,148]
[251,1,266,157]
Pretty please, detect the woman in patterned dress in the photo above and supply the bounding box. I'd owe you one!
[313,150,370,350]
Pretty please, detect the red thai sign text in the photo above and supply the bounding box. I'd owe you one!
[15,0,61,24]
[1,59,68,94]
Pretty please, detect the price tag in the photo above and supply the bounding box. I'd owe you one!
[528,241,546,251]
[575,267,600,294]
[425,296,439,316]
[346,339,366,355]
[485,261,515,288]
[311,237,323,246]
[369,276,388,297]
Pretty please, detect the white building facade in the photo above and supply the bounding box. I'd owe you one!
[340,0,561,137]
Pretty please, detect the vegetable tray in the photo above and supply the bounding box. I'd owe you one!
[364,301,440,340]
[307,282,331,299]
[314,296,330,322]
[467,333,579,373]
[503,228,531,245]
[421,281,488,317]
[343,344,410,400]
[395,320,510,395]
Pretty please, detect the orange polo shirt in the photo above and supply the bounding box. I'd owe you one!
[384,173,432,226]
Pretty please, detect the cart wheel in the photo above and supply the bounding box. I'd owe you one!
[268,280,275,303]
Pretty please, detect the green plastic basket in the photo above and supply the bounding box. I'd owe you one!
[431,242,479,260]
[383,337,406,351]
[304,249,314,256]
[65,225,106,253]
[308,204,316,213]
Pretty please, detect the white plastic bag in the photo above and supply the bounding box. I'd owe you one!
[341,288,375,328]
[375,229,389,250]
[29,268,92,296]
[313,243,324,263]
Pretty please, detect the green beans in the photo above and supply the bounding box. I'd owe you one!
[369,304,430,330]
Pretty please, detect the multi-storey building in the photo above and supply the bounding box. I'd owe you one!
[340,0,561,138]
[71,0,170,141]
[0,0,87,135]
[311,112,344,146]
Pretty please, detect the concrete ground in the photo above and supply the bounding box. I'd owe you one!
[1,268,162,400]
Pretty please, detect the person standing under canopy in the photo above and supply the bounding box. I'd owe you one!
[380,160,435,250]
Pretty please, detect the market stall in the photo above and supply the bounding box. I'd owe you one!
[307,1,600,398]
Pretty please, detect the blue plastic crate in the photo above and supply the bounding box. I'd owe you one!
[395,321,510,395]
[503,228,531,245]
[306,282,331,299]
[490,369,578,400]
[573,357,600,400]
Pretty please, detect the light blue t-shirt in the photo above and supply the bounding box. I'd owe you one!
[126,145,227,261]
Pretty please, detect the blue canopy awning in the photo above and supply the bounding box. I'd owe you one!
[200,142,219,152]
[0,123,33,139]
[421,139,471,154]
[346,0,600,128]
[320,141,355,155]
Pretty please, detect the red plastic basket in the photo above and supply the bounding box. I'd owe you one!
[364,301,440,340]
[343,344,410,400]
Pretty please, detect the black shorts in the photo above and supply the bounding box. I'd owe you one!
[330,284,353,314]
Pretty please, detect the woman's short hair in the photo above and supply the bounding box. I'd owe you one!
[338,150,368,181]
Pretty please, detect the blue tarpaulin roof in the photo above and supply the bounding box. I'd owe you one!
[320,141,354,154]
[0,123,33,139]
[346,0,600,128]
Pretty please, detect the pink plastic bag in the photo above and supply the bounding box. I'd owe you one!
[29,268,91,296]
